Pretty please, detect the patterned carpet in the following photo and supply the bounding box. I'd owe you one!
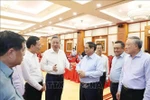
[104,93,112,100]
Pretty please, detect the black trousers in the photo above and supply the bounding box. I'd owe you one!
[110,82,119,100]
[23,82,43,100]
[80,82,101,100]
[99,72,106,100]
[46,74,64,100]
[120,85,145,100]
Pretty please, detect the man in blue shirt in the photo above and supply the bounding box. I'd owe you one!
[109,41,126,100]
[0,31,26,100]
[76,42,103,100]
[117,36,150,100]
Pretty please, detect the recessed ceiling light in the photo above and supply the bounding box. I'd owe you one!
[96,4,101,8]
[73,12,77,16]
[49,21,52,24]
[59,18,62,21]
[118,9,122,12]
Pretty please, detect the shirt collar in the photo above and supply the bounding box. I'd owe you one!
[0,61,13,78]
[86,53,95,59]
[133,50,142,58]
[120,52,126,58]
[26,50,36,57]
[50,48,60,53]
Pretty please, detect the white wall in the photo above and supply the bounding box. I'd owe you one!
[73,38,77,49]
[84,37,92,46]
[64,34,73,39]
[108,26,117,34]
[108,35,117,56]
[92,28,107,36]
[60,39,64,51]
[85,30,92,37]
[141,22,147,31]
[128,23,140,32]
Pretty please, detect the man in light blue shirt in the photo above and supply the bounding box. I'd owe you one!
[109,41,126,100]
[0,31,25,100]
[117,36,150,100]
[76,42,103,100]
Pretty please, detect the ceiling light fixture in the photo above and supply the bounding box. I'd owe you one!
[59,18,62,21]
[74,20,89,29]
[49,21,52,24]
[96,4,101,8]
[73,12,77,16]
[128,5,150,20]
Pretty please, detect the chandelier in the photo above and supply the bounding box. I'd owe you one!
[128,5,150,20]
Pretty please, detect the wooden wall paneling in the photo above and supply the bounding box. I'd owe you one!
[117,23,128,43]
[40,37,48,53]
[77,31,85,54]
[145,26,150,52]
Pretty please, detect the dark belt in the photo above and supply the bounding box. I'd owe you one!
[47,73,63,77]
[80,82,100,89]
[122,85,145,92]
[111,82,119,85]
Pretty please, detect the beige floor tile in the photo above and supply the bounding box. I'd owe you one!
[42,79,110,100]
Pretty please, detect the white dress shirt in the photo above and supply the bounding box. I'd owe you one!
[41,49,70,75]
[99,54,109,80]
[12,65,25,96]
[71,50,77,56]
[109,52,126,83]
[21,50,43,91]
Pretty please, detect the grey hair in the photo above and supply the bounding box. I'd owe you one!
[128,36,143,49]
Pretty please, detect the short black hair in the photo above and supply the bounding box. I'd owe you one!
[26,36,40,48]
[0,30,25,56]
[86,42,96,51]
[115,41,125,48]
[51,35,60,41]
[96,43,103,49]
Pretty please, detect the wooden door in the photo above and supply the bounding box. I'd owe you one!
[145,26,150,53]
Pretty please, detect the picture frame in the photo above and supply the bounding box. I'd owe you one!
[95,38,106,53]
[66,41,73,52]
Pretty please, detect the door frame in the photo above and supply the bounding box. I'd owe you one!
[145,26,150,51]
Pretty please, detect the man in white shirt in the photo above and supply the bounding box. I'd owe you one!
[109,41,126,100]
[41,36,71,100]
[96,43,109,100]
[71,48,77,57]
[22,36,45,100]
[12,65,25,96]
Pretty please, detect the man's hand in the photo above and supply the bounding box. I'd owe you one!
[116,92,120,100]
[53,64,57,72]
[78,70,85,78]
[40,84,46,92]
